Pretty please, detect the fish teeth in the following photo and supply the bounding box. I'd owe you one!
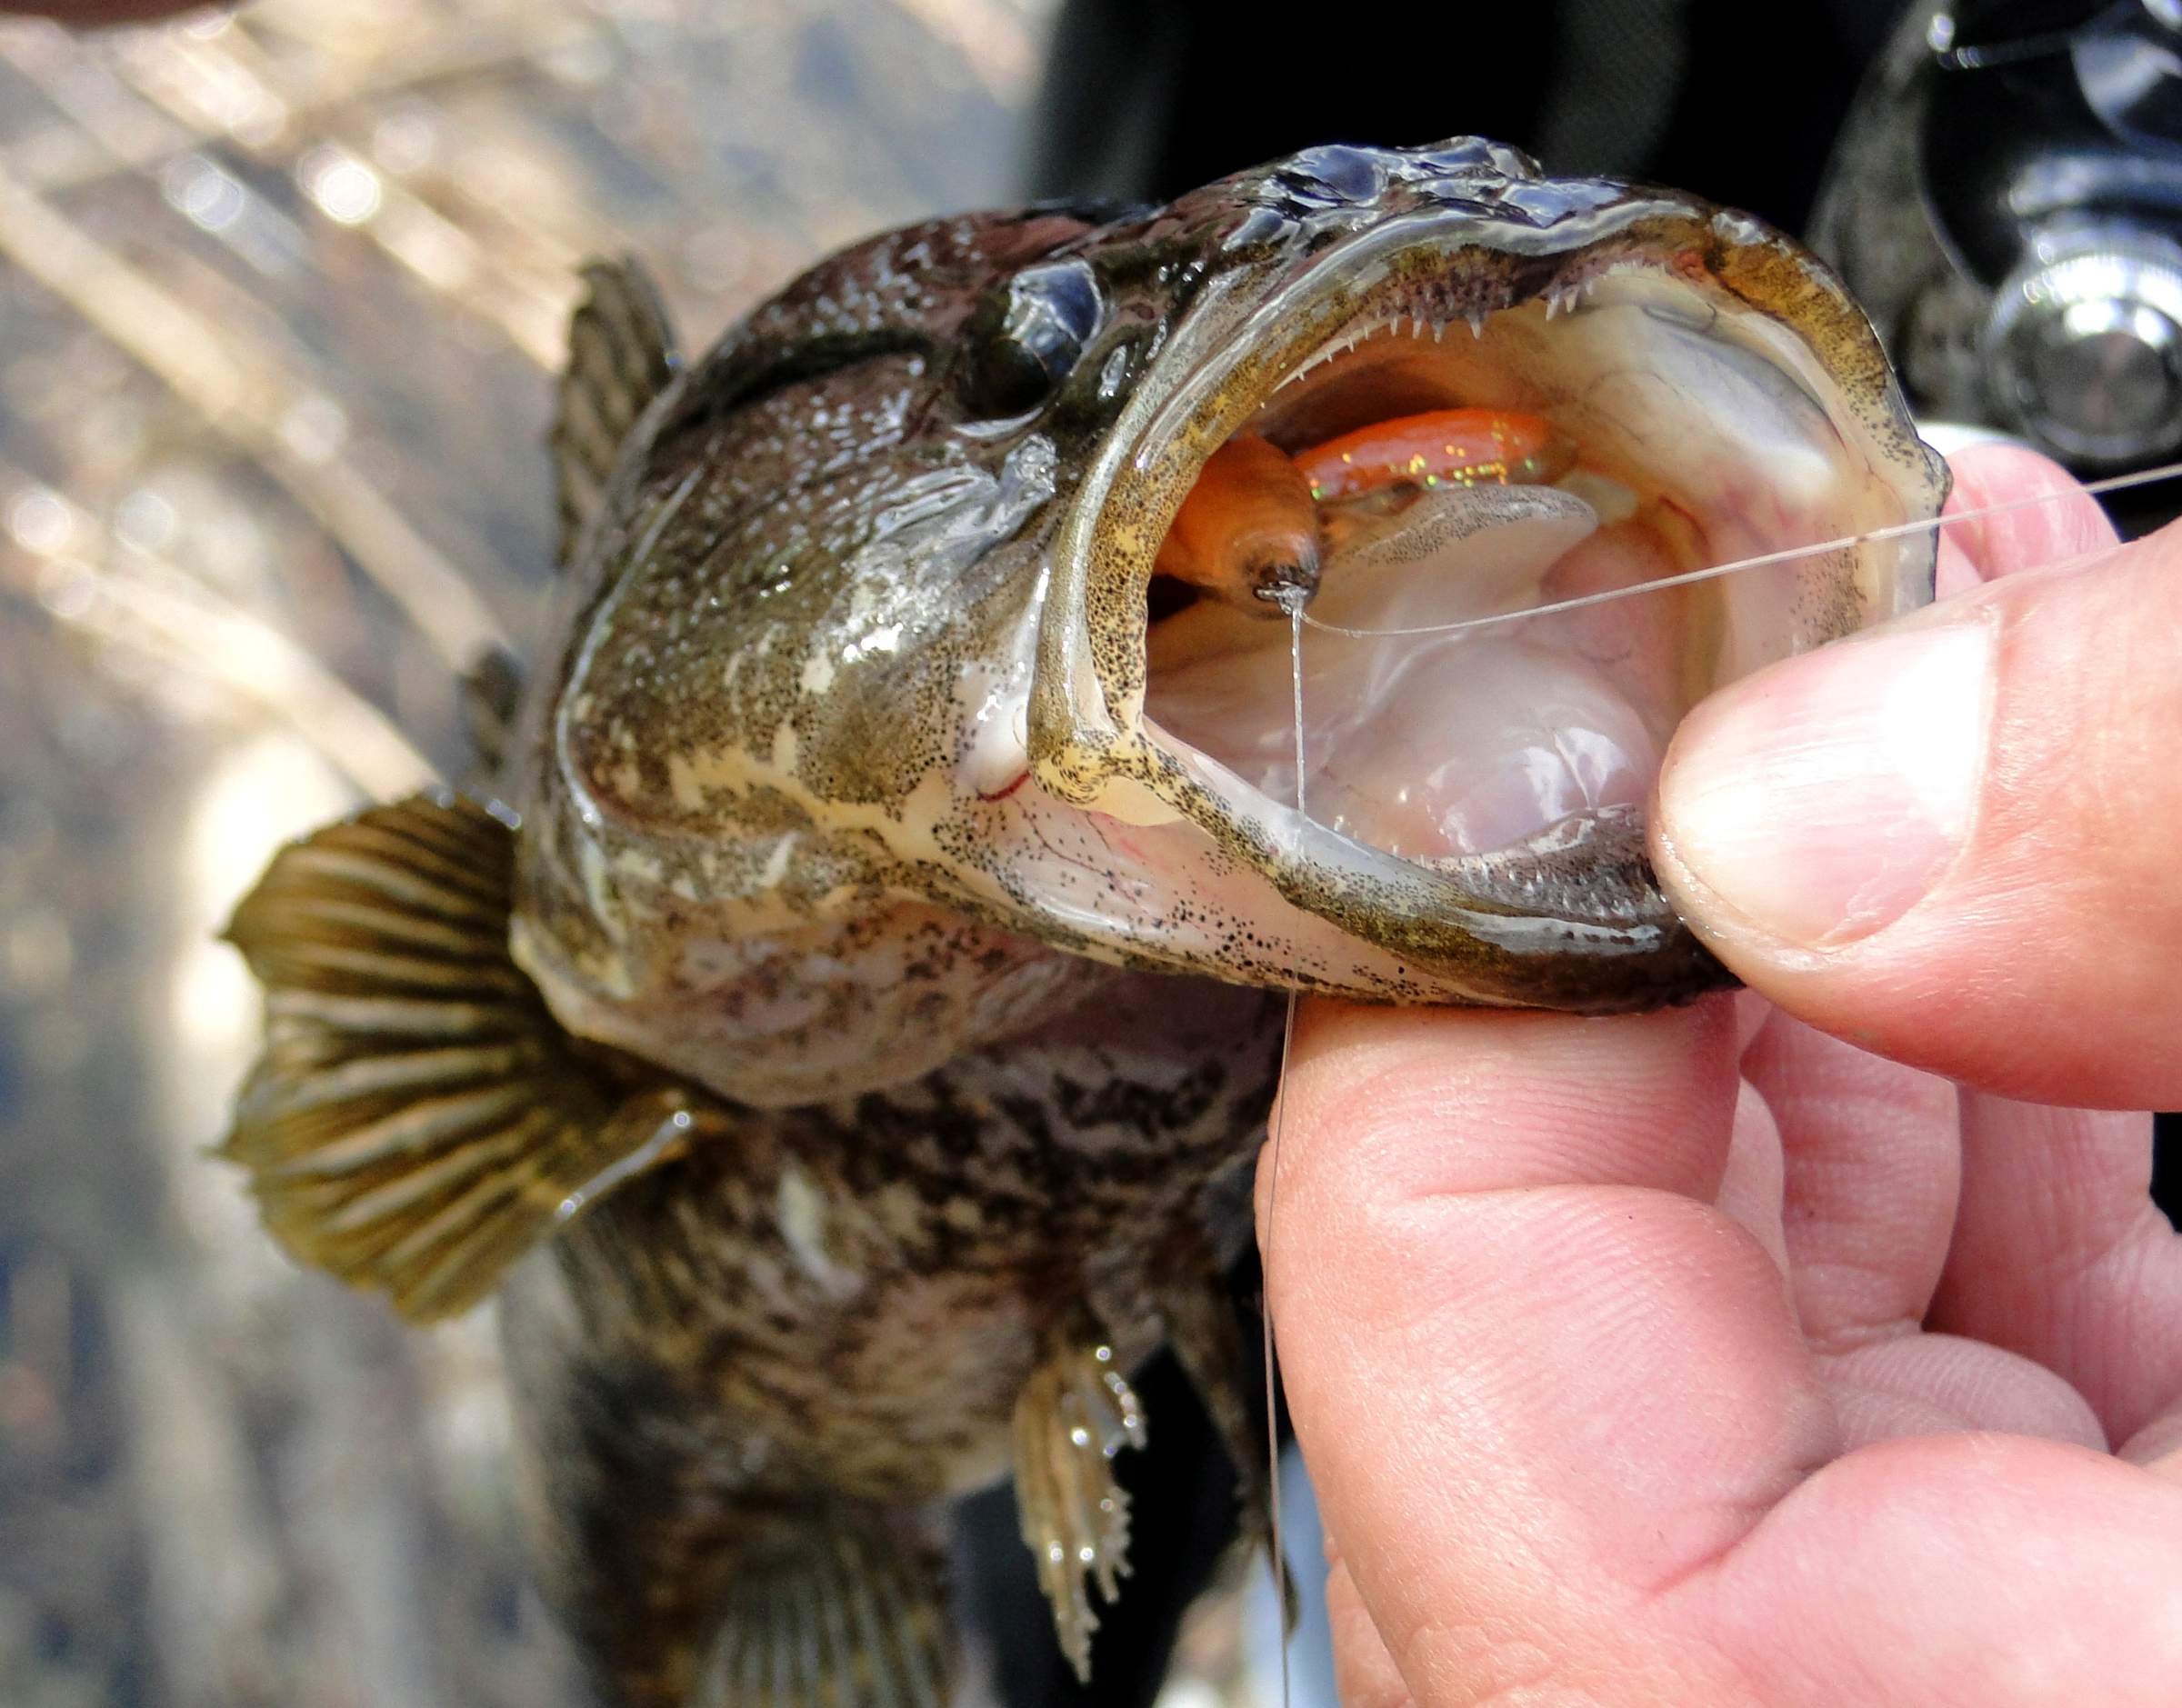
[1271,295,1516,391]
[1275,327,1367,393]
[1541,278,1588,319]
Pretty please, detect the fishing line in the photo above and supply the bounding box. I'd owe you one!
[1299,455,2182,641]
[1259,597,1306,1708]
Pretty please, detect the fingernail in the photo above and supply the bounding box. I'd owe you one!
[1657,617,1993,948]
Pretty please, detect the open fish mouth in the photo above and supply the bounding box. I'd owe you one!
[1034,171,1947,1008]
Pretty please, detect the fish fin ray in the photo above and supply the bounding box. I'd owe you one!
[1011,1329,1148,1682]
[551,255,679,564]
[221,792,704,1321]
[696,1511,953,1707]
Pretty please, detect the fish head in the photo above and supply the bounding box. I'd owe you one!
[515,140,1947,1101]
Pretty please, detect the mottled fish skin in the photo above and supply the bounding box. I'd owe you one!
[501,974,1281,1703]
[218,139,1947,1707]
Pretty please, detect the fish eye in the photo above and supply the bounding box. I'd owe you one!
[958,258,1104,419]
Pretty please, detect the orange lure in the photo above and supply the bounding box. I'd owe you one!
[1155,409,1569,613]
[1294,407,1566,502]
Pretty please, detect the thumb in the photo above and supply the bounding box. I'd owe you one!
[1650,511,2182,1109]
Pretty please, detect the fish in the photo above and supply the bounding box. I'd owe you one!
[216,138,1947,1705]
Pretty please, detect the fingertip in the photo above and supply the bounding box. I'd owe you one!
[1943,443,2117,579]
[1934,532,1982,599]
[1656,506,2182,1105]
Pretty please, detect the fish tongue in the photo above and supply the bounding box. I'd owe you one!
[1307,482,1599,634]
[1146,480,1651,859]
[1294,481,1657,861]
[1306,633,1661,863]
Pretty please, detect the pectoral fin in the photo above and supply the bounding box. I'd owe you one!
[221,793,708,1321]
[1011,1330,1149,1681]
[551,255,679,564]
[696,1511,954,1708]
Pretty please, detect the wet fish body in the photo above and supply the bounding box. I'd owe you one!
[219,141,1945,1704]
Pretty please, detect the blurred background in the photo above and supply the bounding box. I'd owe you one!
[1,1,2176,1704]
[0,4,1089,1704]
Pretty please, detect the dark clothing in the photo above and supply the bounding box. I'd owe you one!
[1025,0,1909,235]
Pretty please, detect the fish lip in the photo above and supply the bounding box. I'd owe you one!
[1026,179,1944,1004]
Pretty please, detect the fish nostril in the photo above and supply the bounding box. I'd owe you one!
[1412,136,1537,185]
[1491,177,1633,226]
[1278,144,1386,208]
[1221,205,1299,255]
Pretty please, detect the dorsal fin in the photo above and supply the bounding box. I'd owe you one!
[551,257,679,564]
[220,793,716,1321]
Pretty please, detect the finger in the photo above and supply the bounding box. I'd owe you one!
[1816,1332,2105,1450]
[1650,511,2182,1107]
[1267,997,2182,1703]
[1943,443,2120,582]
[1742,1016,2103,1453]
[1929,1093,2182,1445]
[1716,1079,1789,1280]
[1742,1014,1959,1350]
[1323,1547,1415,1708]
[1697,1434,2182,1706]
[1265,995,1821,1698]
[1261,999,1742,1209]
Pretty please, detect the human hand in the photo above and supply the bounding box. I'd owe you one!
[1263,444,2182,1705]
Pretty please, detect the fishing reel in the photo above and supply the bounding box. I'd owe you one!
[1815,0,2182,509]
